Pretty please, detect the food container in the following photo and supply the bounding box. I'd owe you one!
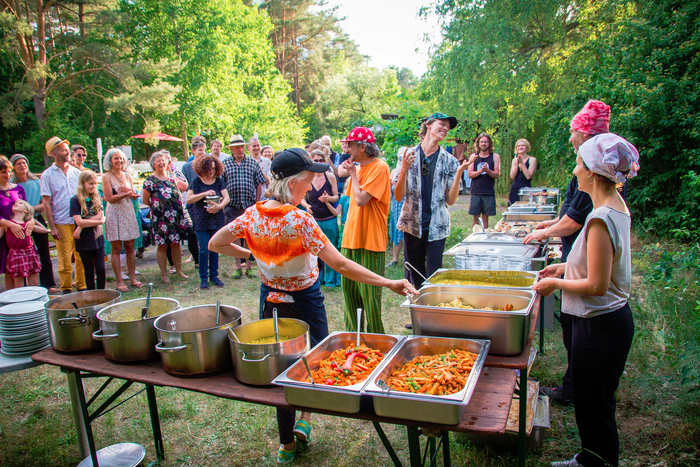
[45,290,121,352]
[154,304,242,377]
[273,332,405,413]
[401,286,536,355]
[443,241,547,271]
[93,298,181,363]
[425,269,538,289]
[364,336,490,424]
[205,196,222,208]
[229,318,309,386]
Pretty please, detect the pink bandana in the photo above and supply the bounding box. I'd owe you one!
[571,100,611,135]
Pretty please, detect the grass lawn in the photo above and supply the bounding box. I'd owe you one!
[0,194,698,466]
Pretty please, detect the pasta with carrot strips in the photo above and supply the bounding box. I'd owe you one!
[386,349,478,396]
[307,343,385,386]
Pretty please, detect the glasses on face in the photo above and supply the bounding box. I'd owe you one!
[421,157,430,176]
[75,153,86,158]
[313,159,324,163]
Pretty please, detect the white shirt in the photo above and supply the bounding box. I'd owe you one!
[40,163,81,225]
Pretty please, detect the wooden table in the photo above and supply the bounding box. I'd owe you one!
[33,349,516,467]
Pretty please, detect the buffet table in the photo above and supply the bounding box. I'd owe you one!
[32,298,542,467]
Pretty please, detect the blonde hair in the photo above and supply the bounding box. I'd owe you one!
[76,171,103,218]
[14,200,34,222]
[515,138,531,153]
[267,170,309,204]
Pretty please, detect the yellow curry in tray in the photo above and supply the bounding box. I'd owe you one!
[432,273,532,288]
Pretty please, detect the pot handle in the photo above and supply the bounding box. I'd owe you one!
[239,350,273,362]
[58,314,90,326]
[92,329,120,341]
[155,342,191,353]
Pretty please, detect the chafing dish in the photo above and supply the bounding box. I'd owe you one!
[444,243,539,257]
[425,269,537,289]
[503,212,558,222]
[443,241,546,271]
[364,336,490,424]
[402,286,536,355]
[272,332,405,413]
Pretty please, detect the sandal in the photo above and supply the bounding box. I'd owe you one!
[169,267,176,274]
[116,284,129,292]
[48,287,61,294]
[131,280,144,288]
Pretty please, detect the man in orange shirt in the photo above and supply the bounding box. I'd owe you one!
[338,127,391,333]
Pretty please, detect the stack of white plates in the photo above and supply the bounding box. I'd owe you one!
[0,286,49,305]
[0,301,51,356]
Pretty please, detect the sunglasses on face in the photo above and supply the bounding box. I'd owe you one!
[421,157,430,176]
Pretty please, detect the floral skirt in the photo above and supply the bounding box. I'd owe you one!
[6,247,41,277]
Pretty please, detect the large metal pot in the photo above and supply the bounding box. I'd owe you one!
[45,290,121,352]
[229,318,309,386]
[93,298,181,363]
[153,304,242,377]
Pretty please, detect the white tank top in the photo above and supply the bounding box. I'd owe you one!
[562,206,631,318]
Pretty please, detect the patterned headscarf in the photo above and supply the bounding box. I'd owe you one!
[571,100,611,135]
[579,133,640,184]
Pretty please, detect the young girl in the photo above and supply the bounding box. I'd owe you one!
[70,171,106,290]
[0,200,48,287]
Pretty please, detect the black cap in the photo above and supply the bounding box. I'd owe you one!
[271,148,329,180]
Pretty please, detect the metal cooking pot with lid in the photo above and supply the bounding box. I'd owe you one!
[45,290,121,352]
[154,304,242,377]
[94,298,180,363]
[229,318,309,386]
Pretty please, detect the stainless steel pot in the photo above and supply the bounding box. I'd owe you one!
[45,290,121,352]
[229,318,309,386]
[93,298,181,363]
[153,304,242,377]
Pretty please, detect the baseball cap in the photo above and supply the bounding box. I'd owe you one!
[424,112,458,129]
[340,127,375,144]
[271,148,329,180]
[45,136,70,155]
[226,135,246,147]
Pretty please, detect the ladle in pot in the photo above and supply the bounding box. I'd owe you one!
[71,302,79,310]
[215,299,221,326]
[273,308,279,343]
[141,283,153,320]
[226,326,240,343]
[301,356,315,385]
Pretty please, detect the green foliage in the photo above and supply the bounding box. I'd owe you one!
[372,101,427,169]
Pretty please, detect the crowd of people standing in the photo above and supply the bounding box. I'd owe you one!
[1,106,640,466]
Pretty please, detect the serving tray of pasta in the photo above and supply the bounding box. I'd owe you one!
[364,336,490,424]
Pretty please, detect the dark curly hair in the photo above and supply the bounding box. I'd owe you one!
[194,155,224,178]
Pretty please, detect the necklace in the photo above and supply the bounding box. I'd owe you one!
[0,184,11,197]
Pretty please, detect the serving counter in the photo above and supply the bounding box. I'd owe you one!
[32,298,542,467]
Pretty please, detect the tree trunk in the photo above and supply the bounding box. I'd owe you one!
[180,114,188,161]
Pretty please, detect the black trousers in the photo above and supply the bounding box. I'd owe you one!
[403,230,446,288]
[33,215,56,288]
[77,248,106,290]
[570,303,634,467]
[560,311,574,399]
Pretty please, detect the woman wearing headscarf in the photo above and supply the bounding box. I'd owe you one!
[534,131,640,467]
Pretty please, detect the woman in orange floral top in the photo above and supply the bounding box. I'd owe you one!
[209,148,416,465]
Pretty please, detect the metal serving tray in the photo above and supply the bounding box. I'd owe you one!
[425,269,538,289]
[503,212,558,222]
[364,336,490,424]
[401,286,536,355]
[463,232,531,244]
[444,243,539,257]
[272,331,405,413]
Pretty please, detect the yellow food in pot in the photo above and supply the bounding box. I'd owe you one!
[246,335,297,345]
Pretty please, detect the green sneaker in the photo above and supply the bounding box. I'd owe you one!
[293,419,311,447]
[277,441,304,464]
[232,269,242,279]
[245,269,258,279]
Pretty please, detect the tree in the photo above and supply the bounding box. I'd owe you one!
[0,0,178,163]
[120,0,306,150]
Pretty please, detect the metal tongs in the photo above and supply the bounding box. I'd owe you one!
[403,262,423,303]
[273,308,279,343]
[356,308,362,347]
[301,356,315,385]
